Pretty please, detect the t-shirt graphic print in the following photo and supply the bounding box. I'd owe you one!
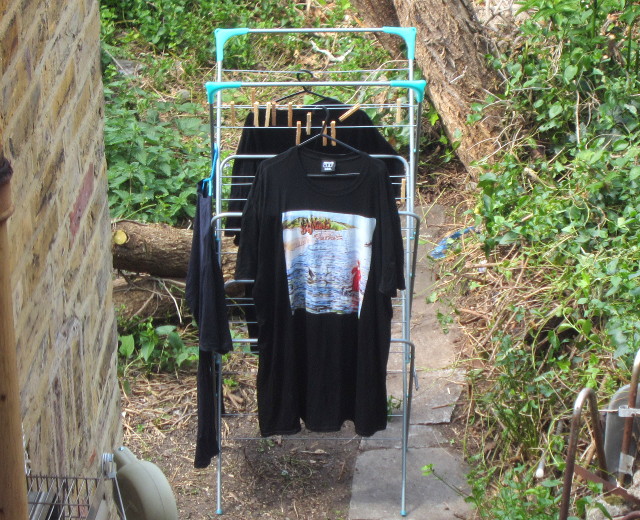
[282,210,376,317]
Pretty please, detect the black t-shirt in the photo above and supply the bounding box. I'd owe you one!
[225,97,403,241]
[236,146,405,437]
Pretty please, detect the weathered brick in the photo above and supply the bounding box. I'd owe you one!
[49,58,76,123]
[0,11,20,73]
[0,0,15,21]
[71,76,93,138]
[18,11,49,83]
[36,145,65,217]
[4,80,38,158]
[17,0,39,32]
[1,46,38,124]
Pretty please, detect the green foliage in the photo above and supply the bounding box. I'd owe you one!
[441,0,640,515]
[118,316,199,373]
[466,463,605,519]
[99,0,361,71]
[477,0,640,359]
[100,0,398,225]
[103,72,210,224]
[465,462,611,519]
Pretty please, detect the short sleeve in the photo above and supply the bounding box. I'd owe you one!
[376,163,406,296]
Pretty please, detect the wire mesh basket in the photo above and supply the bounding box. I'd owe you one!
[27,475,109,520]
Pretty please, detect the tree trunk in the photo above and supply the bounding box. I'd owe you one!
[351,0,404,59]
[112,220,238,279]
[112,221,193,277]
[351,0,503,173]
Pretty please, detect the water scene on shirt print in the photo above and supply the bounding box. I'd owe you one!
[282,210,376,316]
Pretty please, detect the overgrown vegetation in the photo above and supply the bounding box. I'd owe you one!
[429,0,640,516]
[100,0,402,225]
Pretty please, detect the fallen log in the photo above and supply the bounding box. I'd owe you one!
[112,221,192,278]
[112,220,238,279]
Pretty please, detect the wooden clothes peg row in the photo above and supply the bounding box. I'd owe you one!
[253,102,259,127]
[229,101,236,127]
[265,102,272,127]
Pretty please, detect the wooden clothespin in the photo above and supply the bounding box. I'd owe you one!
[396,98,402,124]
[265,102,272,127]
[287,102,293,127]
[306,112,312,134]
[330,120,336,146]
[296,121,302,145]
[322,121,327,146]
[338,103,361,122]
[271,101,277,124]
[253,102,259,127]
[229,101,236,127]
[250,89,256,106]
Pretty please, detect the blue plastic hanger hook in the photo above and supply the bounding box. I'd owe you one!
[203,143,219,197]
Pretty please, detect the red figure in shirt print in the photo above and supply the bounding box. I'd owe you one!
[282,210,376,316]
[351,260,361,292]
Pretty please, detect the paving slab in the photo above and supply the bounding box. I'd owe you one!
[348,204,474,520]
[410,369,466,425]
[349,447,472,520]
[361,421,448,450]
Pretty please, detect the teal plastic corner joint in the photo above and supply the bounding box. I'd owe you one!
[390,80,427,103]
[214,28,250,63]
[205,81,242,104]
[382,27,417,60]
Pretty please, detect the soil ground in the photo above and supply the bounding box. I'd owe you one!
[121,368,359,520]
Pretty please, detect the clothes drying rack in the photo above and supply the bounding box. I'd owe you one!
[205,27,426,516]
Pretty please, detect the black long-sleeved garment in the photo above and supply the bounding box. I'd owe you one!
[185,180,233,468]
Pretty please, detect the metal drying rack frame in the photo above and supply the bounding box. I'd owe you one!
[205,27,426,517]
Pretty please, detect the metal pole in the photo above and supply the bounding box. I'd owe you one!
[619,349,640,483]
[0,145,29,520]
[559,387,608,520]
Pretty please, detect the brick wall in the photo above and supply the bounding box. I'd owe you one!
[0,0,120,477]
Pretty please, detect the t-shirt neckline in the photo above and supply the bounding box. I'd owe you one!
[293,146,370,196]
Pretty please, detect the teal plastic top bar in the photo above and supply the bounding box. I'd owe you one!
[382,27,417,61]
[390,80,426,103]
[215,28,250,62]
[205,81,242,103]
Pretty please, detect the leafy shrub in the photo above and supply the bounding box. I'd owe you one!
[118,316,199,374]
[438,0,640,515]
[103,71,210,224]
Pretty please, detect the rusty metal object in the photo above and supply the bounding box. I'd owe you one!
[573,465,640,508]
[619,350,640,483]
[560,387,609,520]
[617,512,640,520]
